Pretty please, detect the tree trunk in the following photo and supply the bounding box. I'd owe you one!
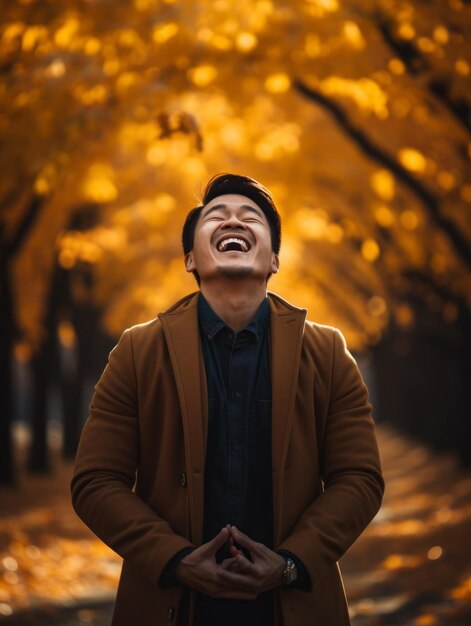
[61,337,82,460]
[0,265,16,484]
[371,304,471,466]
[28,333,54,473]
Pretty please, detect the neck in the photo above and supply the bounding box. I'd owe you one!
[200,280,267,332]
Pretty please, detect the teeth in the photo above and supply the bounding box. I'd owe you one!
[217,237,249,252]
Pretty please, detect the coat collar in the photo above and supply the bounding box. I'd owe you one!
[158,291,307,544]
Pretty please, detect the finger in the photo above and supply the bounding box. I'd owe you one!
[229,543,241,557]
[220,556,240,571]
[203,527,229,554]
[230,526,262,554]
[218,554,256,578]
[216,566,257,590]
[233,552,254,571]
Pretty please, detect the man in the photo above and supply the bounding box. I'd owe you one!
[71,174,384,626]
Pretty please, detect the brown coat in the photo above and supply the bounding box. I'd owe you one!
[71,292,384,626]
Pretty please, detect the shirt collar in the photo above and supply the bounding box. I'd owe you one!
[198,292,269,340]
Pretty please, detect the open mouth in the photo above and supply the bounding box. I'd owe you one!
[216,237,251,253]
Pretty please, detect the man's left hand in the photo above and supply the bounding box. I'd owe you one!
[217,525,285,594]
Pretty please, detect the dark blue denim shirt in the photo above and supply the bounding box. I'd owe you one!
[198,293,273,551]
[195,293,274,626]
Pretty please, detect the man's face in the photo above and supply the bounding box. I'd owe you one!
[185,194,279,284]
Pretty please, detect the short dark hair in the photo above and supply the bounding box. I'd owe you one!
[181,173,281,255]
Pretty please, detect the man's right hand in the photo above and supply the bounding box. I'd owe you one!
[175,527,258,600]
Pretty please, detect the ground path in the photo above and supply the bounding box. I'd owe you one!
[0,425,470,625]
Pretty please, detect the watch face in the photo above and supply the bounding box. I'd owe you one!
[284,558,298,585]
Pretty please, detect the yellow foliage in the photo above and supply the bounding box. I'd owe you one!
[21,25,48,52]
[154,192,177,213]
[2,0,469,352]
[374,205,395,227]
[325,223,343,244]
[382,553,423,570]
[417,37,435,54]
[57,320,77,349]
[74,84,108,105]
[437,170,456,191]
[54,18,80,48]
[461,184,471,202]
[399,210,419,230]
[115,72,140,92]
[367,296,387,317]
[153,22,179,44]
[34,165,57,196]
[305,0,339,17]
[294,208,328,240]
[82,164,118,203]
[433,25,449,45]
[388,58,405,75]
[2,22,25,44]
[187,65,218,87]
[398,148,427,173]
[45,59,66,78]
[83,178,118,202]
[342,21,365,50]
[415,615,437,625]
[254,123,300,160]
[320,76,388,117]
[370,170,395,201]
[212,35,233,51]
[264,73,291,94]
[455,59,470,76]
[398,22,415,40]
[361,239,380,262]
[236,32,258,52]
[103,58,121,76]
[304,34,322,57]
[449,576,471,600]
[427,546,443,560]
[83,36,101,55]
[394,303,414,328]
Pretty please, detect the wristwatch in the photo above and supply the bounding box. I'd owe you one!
[282,556,299,586]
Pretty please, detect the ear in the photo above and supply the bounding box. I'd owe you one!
[270,253,280,274]
[185,252,196,273]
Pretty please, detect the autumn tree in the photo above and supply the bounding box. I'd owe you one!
[1,0,470,481]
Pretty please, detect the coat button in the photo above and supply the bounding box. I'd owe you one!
[168,606,175,621]
[179,472,187,487]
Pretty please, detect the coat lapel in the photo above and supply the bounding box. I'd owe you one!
[159,292,207,544]
[268,293,307,544]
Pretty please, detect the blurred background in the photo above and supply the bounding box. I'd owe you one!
[0,0,470,624]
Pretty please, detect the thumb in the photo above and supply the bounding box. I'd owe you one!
[204,527,229,554]
[230,526,260,554]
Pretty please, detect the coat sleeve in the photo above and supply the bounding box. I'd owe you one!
[277,328,384,590]
[70,328,194,587]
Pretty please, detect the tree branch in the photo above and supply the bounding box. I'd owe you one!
[376,18,471,134]
[293,79,471,268]
[403,269,470,319]
[0,195,45,263]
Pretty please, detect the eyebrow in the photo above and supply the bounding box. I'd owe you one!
[202,203,264,218]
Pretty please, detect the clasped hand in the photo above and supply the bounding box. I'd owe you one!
[175,525,285,600]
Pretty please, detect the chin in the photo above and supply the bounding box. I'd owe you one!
[217,265,255,277]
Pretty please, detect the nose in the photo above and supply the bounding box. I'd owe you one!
[220,213,247,229]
